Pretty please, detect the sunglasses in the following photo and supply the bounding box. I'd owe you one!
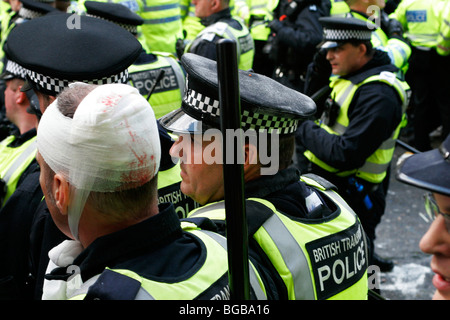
[423,192,450,233]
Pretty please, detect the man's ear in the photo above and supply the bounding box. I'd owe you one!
[244,143,258,166]
[53,173,70,215]
[16,89,29,105]
[359,43,368,57]
[211,0,220,11]
[243,143,262,181]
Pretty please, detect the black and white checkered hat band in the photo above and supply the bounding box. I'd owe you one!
[27,69,129,94]
[184,87,220,117]
[241,110,298,134]
[324,28,372,41]
[184,87,298,134]
[18,7,45,20]
[87,14,139,34]
[5,60,28,79]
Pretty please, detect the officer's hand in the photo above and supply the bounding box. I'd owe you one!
[312,48,331,75]
[176,38,187,60]
[268,19,284,33]
[387,19,404,38]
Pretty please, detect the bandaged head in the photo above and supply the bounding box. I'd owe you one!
[37,83,161,240]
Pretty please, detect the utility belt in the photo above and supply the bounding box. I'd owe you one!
[310,164,380,210]
[347,176,380,193]
[344,176,379,206]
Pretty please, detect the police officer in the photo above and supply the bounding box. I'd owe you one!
[304,0,411,98]
[160,53,370,299]
[390,0,450,152]
[243,0,278,77]
[0,0,57,140]
[396,134,450,300]
[0,57,36,206]
[345,0,411,76]
[184,0,255,71]
[0,13,142,300]
[267,0,331,93]
[297,17,410,272]
[83,1,198,219]
[36,83,267,300]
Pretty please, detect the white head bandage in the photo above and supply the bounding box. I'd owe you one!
[37,83,161,240]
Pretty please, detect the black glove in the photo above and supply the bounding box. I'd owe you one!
[268,19,284,34]
[312,48,331,75]
[387,19,404,38]
[176,38,187,60]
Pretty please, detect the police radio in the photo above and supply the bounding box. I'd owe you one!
[320,97,340,127]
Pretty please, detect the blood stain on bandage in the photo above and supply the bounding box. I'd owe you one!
[120,168,152,188]
[123,118,137,142]
[101,94,122,112]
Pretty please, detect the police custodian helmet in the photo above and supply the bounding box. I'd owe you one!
[3,13,142,96]
[159,53,316,135]
[84,1,144,36]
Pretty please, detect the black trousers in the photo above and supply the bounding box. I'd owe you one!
[406,47,450,151]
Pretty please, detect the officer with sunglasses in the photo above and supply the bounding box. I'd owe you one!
[396,134,450,300]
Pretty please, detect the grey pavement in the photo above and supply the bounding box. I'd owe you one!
[374,143,438,300]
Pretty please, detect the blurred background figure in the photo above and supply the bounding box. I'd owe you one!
[390,0,450,152]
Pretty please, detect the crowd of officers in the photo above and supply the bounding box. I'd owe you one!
[0,0,448,300]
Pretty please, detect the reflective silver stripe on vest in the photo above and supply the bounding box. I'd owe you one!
[357,160,390,175]
[69,274,101,298]
[262,213,316,300]
[3,139,37,183]
[329,84,355,135]
[189,201,227,217]
[201,230,267,300]
[135,287,155,300]
[335,83,355,109]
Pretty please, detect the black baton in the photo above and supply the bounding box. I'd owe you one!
[216,39,250,300]
[146,69,166,101]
